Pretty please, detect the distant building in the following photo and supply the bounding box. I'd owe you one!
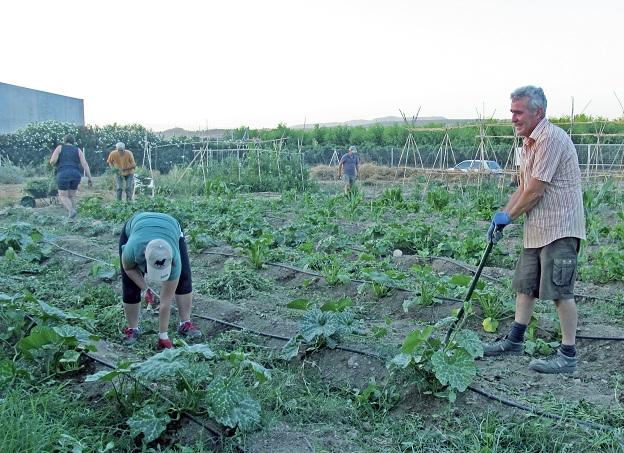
[0,82,85,134]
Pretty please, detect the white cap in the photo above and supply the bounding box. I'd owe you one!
[145,239,173,282]
[348,145,357,153]
[116,142,126,150]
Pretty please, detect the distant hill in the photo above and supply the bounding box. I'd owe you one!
[157,127,227,139]
[156,116,478,136]
[291,116,477,129]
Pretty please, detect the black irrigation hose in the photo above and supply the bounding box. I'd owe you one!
[44,240,115,267]
[577,335,624,341]
[191,311,624,438]
[83,352,230,450]
[18,302,624,441]
[40,207,623,304]
[20,314,243,452]
[202,251,465,304]
[466,384,622,436]
[193,313,291,342]
[40,241,624,343]
[192,313,385,360]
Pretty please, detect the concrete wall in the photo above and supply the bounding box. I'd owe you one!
[0,82,85,134]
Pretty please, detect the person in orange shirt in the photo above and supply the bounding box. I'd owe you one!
[107,142,136,201]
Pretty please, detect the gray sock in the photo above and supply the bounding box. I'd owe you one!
[507,322,527,343]
[560,344,576,357]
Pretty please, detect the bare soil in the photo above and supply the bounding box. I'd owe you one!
[4,188,623,451]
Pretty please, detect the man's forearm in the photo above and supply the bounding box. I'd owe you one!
[507,191,542,220]
[504,190,523,214]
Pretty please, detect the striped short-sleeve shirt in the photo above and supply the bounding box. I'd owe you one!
[521,118,586,249]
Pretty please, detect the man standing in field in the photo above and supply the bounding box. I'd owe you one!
[483,86,586,374]
[120,212,202,349]
[337,145,360,194]
[107,142,136,202]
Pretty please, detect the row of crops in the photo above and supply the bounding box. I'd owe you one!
[1,177,623,450]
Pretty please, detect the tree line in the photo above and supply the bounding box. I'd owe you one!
[1,116,622,174]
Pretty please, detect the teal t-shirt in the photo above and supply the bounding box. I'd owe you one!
[122,212,182,280]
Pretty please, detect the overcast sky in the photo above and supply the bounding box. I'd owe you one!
[3,0,623,130]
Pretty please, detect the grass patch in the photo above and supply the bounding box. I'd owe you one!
[0,384,131,453]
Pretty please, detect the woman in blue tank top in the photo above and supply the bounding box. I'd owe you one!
[49,134,93,219]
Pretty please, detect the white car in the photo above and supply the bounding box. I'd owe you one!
[450,160,502,173]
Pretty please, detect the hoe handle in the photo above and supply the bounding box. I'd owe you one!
[444,239,495,345]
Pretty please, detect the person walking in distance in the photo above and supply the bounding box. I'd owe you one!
[119,212,202,349]
[483,85,586,374]
[49,134,93,219]
[337,145,360,194]
[107,142,136,201]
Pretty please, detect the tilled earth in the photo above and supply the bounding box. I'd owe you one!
[4,200,623,452]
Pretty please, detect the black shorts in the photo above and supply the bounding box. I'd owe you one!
[57,173,81,190]
[118,224,193,304]
[512,237,580,300]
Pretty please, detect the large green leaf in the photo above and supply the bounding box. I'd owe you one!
[300,309,340,343]
[286,298,313,310]
[241,359,271,383]
[86,368,125,382]
[205,375,261,430]
[17,326,67,358]
[390,352,413,369]
[400,326,433,354]
[453,330,484,358]
[37,301,78,320]
[127,405,170,443]
[280,337,301,360]
[320,297,352,312]
[133,348,185,379]
[450,274,485,290]
[183,344,216,359]
[362,270,393,285]
[0,359,31,387]
[0,306,27,340]
[431,349,476,392]
[53,325,99,344]
[59,350,81,365]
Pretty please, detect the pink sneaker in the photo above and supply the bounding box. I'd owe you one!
[122,327,140,346]
[177,321,202,340]
[157,338,173,350]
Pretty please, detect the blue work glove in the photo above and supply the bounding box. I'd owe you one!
[487,211,511,243]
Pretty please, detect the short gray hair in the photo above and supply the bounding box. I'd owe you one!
[116,142,125,150]
[510,86,547,113]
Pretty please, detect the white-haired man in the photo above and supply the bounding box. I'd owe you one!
[483,85,586,374]
[107,142,136,201]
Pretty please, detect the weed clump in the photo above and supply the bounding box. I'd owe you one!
[199,259,273,300]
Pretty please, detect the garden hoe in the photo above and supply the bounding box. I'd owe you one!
[443,227,503,345]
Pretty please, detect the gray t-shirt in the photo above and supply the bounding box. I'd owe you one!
[122,212,183,280]
[340,153,360,177]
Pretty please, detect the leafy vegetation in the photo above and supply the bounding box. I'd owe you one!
[1,170,622,450]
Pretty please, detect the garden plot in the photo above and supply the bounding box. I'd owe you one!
[1,178,623,451]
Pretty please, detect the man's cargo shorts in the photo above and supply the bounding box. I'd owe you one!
[512,237,580,300]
